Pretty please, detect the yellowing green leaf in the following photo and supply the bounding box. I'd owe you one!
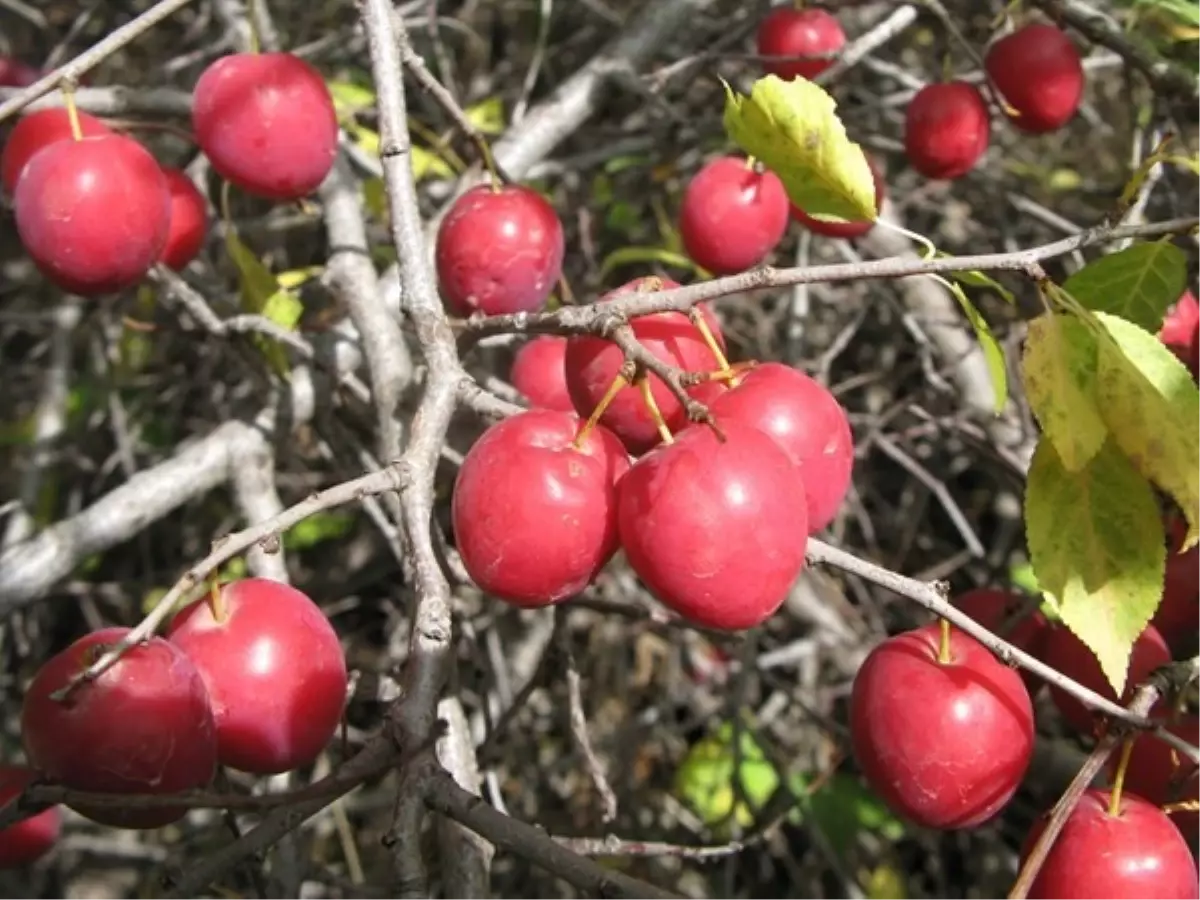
[352,124,380,156]
[277,267,323,290]
[863,864,908,900]
[1026,436,1166,695]
[225,230,295,376]
[946,280,1008,412]
[411,143,455,181]
[673,721,779,832]
[949,265,1016,304]
[721,75,875,223]
[1021,314,1108,471]
[261,289,303,330]
[1062,241,1187,332]
[599,246,703,281]
[465,96,506,134]
[326,79,376,118]
[1094,312,1200,545]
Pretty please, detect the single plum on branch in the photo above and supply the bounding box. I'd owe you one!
[158,166,210,271]
[1022,789,1199,898]
[790,156,884,240]
[436,183,565,317]
[904,82,990,180]
[20,628,218,829]
[755,6,845,82]
[167,578,348,776]
[985,23,1085,134]
[1,107,110,195]
[510,336,574,412]
[704,362,854,533]
[564,276,727,456]
[0,766,61,868]
[617,418,809,631]
[192,52,339,201]
[679,155,789,275]
[451,409,629,607]
[850,622,1035,829]
[1153,513,1199,656]
[1040,623,1172,735]
[14,134,171,296]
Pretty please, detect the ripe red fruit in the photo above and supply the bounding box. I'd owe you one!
[436,184,565,317]
[1114,715,1199,846]
[617,418,808,630]
[21,627,217,829]
[705,362,853,532]
[952,587,1048,694]
[0,57,39,88]
[679,156,789,275]
[565,277,726,456]
[1023,789,1199,898]
[452,409,630,607]
[1040,623,1171,735]
[1154,515,1199,655]
[904,82,990,180]
[1161,290,1199,349]
[850,623,1035,829]
[791,156,884,239]
[0,766,61,868]
[755,6,846,82]
[192,52,338,201]
[510,335,573,412]
[159,167,209,271]
[986,23,1084,134]
[15,134,171,296]
[1,107,110,195]
[167,578,348,775]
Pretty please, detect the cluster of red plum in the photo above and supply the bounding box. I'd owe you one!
[2,579,346,866]
[2,50,339,295]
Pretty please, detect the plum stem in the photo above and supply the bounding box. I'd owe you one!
[207,578,229,623]
[556,273,576,306]
[743,155,757,173]
[246,0,262,54]
[638,376,675,445]
[689,309,731,374]
[62,82,83,141]
[481,141,502,193]
[936,616,953,664]
[573,372,628,450]
[1108,738,1135,816]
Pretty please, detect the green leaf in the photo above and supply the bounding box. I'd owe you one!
[673,722,779,830]
[863,864,909,900]
[1021,314,1108,470]
[284,511,356,551]
[412,143,455,181]
[1062,241,1187,332]
[721,75,876,223]
[598,246,704,282]
[225,230,294,376]
[950,266,1016,305]
[327,79,376,118]
[1008,561,1043,595]
[1123,0,1200,29]
[946,280,1008,412]
[1094,312,1200,545]
[277,267,323,290]
[464,97,506,134]
[787,772,905,858]
[1025,436,1166,695]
